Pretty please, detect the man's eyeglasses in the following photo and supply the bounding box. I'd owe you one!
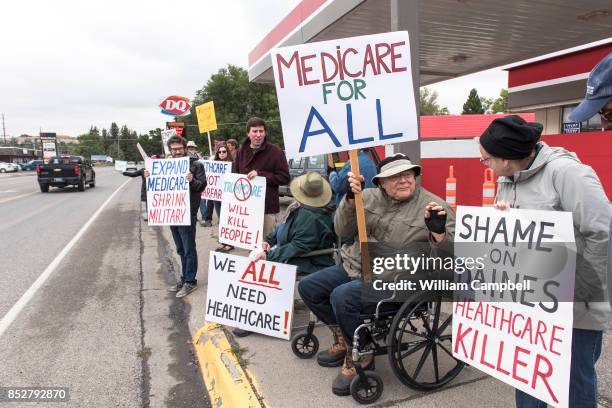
[387,170,415,183]
[170,147,185,153]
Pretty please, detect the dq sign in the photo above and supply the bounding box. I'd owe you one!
[160,96,191,116]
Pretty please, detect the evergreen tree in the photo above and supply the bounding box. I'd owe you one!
[462,88,485,114]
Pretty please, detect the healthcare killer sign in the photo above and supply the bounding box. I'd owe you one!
[452,206,576,407]
[218,173,266,250]
[146,157,191,226]
[271,31,418,159]
[205,252,297,339]
[199,159,231,201]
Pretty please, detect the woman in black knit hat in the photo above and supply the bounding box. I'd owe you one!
[477,114,611,408]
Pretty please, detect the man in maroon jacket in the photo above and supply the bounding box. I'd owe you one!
[231,117,290,337]
[233,117,290,237]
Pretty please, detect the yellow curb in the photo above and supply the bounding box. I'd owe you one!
[193,323,264,408]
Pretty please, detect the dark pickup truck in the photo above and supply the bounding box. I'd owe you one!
[37,156,96,192]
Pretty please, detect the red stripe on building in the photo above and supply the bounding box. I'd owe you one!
[508,44,612,88]
[248,0,327,67]
[419,113,535,139]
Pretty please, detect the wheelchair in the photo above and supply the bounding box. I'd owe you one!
[290,287,465,404]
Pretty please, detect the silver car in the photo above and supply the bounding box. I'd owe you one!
[0,162,20,173]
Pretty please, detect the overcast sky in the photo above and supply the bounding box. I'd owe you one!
[0,0,507,138]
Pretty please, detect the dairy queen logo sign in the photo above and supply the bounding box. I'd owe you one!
[159,96,191,116]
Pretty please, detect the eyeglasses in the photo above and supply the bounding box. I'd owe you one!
[170,147,185,153]
[218,150,227,154]
[387,171,415,183]
[599,108,612,121]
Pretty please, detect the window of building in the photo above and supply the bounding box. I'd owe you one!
[561,104,602,133]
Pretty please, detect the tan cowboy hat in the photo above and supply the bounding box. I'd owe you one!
[186,140,198,148]
[290,172,332,208]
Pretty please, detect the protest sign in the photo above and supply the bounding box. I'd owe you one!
[146,157,191,226]
[195,101,217,133]
[452,206,576,407]
[200,159,231,201]
[160,129,176,156]
[205,252,297,339]
[271,31,418,159]
[218,173,266,250]
[114,160,127,172]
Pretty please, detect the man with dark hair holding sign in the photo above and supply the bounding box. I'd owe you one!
[145,135,207,298]
[231,117,290,337]
[477,112,611,407]
[298,153,454,396]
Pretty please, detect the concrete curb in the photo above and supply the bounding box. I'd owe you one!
[193,323,264,408]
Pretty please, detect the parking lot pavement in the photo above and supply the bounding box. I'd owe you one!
[152,200,612,408]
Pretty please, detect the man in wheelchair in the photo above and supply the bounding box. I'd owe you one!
[298,153,455,396]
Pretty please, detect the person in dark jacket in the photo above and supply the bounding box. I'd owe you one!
[232,117,290,237]
[123,154,157,221]
[251,172,335,274]
[144,135,206,298]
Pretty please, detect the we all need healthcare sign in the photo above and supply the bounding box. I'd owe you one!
[452,206,576,407]
[205,252,297,340]
[146,157,191,226]
[271,31,418,159]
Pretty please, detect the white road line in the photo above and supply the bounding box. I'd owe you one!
[0,192,36,204]
[0,178,131,338]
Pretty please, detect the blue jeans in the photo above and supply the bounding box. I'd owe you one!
[298,263,364,344]
[516,328,603,408]
[169,216,198,284]
[200,199,221,221]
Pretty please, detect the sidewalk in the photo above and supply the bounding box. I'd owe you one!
[155,201,612,408]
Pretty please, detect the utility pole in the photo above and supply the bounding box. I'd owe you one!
[2,114,6,145]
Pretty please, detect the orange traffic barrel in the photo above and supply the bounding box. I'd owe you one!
[482,168,496,207]
[446,165,457,210]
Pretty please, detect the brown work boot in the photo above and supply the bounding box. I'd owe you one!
[317,325,347,367]
[331,348,374,396]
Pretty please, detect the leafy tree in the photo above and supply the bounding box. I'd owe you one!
[462,88,485,114]
[179,65,282,148]
[490,89,508,113]
[137,129,163,157]
[480,96,494,114]
[420,87,449,115]
[75,127,105,158]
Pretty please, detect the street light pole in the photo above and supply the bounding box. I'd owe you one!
[2,114,6,145]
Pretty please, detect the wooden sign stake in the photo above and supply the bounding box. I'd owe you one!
[348,149,372,282]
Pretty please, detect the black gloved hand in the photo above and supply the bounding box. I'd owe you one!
[327,166,335,176]
[425,209,447,234]
[345,179,365,200]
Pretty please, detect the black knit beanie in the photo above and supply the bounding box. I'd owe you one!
[479,115,543,160]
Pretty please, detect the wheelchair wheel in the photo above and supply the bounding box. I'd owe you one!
[387,290,465,391]
[350,371,384,405]
[291,330,319,359]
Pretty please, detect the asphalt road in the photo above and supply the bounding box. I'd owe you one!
[0,167,209,407]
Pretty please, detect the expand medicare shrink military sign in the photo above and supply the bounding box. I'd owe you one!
[205,252,297,339]
[452,206,576,407]
[218,173,266,250]
[146,157,191,226]
[199,159,231,201]
[271,31,418,159]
